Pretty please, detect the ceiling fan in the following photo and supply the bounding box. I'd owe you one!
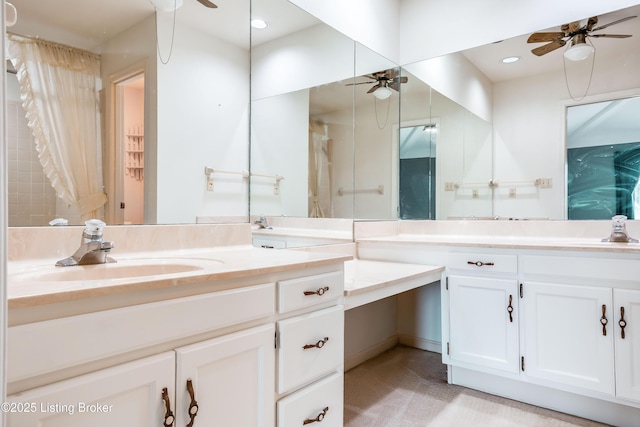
[346,69,408,99]
[150,0,217,12]
[527,14,636,58]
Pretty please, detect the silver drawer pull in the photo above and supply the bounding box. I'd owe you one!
[303,407,329,425]
[467,261,495,267]
[303,337,329,350]
[304,286,329,296]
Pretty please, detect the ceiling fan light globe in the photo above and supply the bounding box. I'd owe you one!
[564,43,594,61]
[149,0,184,12]
[373,87,392,100]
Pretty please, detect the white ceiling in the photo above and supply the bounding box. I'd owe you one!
[461,4,640,83]
[7,0,318,51]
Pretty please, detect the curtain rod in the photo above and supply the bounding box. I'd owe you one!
[7,32,101,60]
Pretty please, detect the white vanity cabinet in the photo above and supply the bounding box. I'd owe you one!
[174,324,275,427]
[7,352,176,426]
[520,281,615,394]
[6,257,347,427]
[275,271,344,427]
[520,254,640,403]
[614,288,640,402]
[7,325,275,427]
[444,252,519,374]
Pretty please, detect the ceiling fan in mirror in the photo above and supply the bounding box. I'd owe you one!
[346,69,408,100]
[527,14,636,61]
[149,0,217,12]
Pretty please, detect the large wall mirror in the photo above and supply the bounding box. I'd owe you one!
[457,3,640,220]
[6,0,250,226]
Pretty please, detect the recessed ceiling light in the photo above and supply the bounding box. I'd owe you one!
[251,19,268,29]
[501,56,520,64]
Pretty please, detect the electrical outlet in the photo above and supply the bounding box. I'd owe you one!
[509,187,517,198]
[537,178,552,189]
[472,189,479,199]
[207,177,214,191]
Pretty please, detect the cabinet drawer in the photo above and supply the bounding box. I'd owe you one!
[277,305,344,393]
[277,371,343,427]
[278,271,343,313]
[521,254,640,283]
[448,252,517,275]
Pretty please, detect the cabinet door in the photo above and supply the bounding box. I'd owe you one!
[7,352,175,427]
[522,282,614,395]
[175,324,275,427]
[448,275,519,373]
[614,288,640,402]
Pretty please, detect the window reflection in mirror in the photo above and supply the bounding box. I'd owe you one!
[567,97,640,220]
[399,65,493,220]
[398,123,438,220]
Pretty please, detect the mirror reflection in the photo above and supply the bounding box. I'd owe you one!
[567,97,640,219]
[6,0,250,226]
[459,3,640,219]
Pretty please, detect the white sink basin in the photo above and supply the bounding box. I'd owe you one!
[11,258,224,282]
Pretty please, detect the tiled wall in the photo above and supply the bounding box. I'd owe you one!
[6,100,57,226]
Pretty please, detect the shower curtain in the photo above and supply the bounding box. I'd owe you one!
[7,34,107,220]
[309,121,332,218]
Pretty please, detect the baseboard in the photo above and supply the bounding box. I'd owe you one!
[345,336,398,371]
[450,365,640,427]
[398,335,441,354]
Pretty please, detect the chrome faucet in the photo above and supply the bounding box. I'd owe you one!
[602,215,638,243]
[254,215,272,229]
[56,219,116,266]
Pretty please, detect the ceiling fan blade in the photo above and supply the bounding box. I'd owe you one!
[196,0,218,8]
[345,81,376,87]
[527,32,565,43]
[531,39,566,56]
[585,16,598,31]
[389,82,401,92]
[566,21,582,33]
[397,76,408,84]
[589,33,632,38]
[367,83,382,94]
[591,15,636,32]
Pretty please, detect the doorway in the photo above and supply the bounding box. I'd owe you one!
[398,123,438,219]
[115,73,145,224]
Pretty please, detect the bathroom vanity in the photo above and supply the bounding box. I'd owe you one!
[355,220,640,427]
[6,224,350,427]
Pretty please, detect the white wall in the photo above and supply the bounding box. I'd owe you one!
[251,90,309,216]
[156,21,249,224]
[404,53,493,123]
[1,2,7,411]
[288,0,399,64]
[399,0,640,65]
[251,24,354,101]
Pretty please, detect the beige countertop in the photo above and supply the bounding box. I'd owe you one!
[343,259,444,310]
[357,234,640,254]
[7,245,352,309]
